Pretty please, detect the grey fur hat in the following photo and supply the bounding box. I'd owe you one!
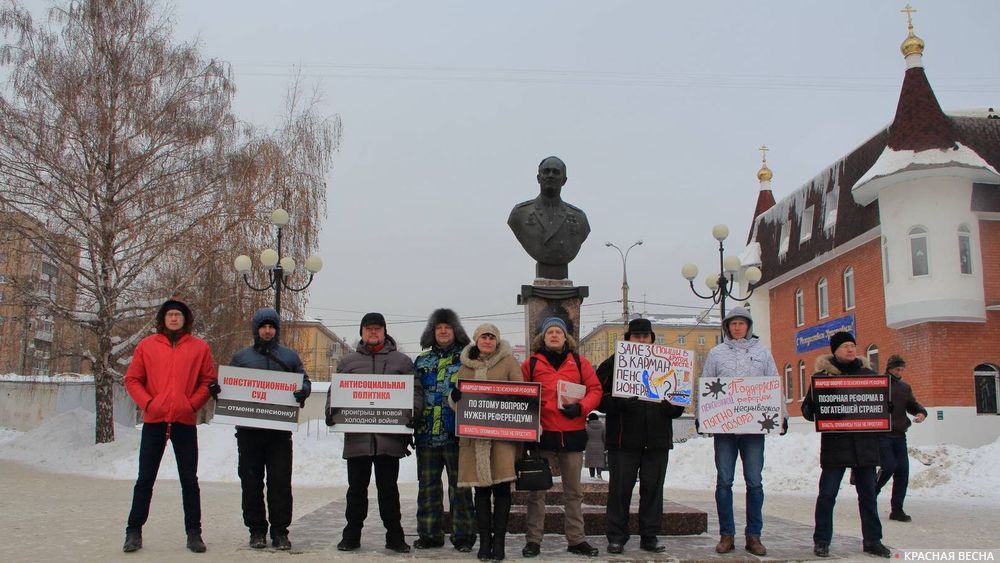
[420,308,471,349]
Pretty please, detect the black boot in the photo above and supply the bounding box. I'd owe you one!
[475,491,493,561]
[491,489,512,561]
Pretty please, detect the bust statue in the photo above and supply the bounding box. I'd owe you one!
[508,156,591,279]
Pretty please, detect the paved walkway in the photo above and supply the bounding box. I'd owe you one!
[2,460,997,562]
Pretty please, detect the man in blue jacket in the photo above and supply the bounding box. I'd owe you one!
[209,308,310,551]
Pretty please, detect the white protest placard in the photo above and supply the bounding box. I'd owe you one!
[611,341,693,406]
[327,373,414,434]
[557,380,587,409]
[697,375,783,434]
[213,365,302,431]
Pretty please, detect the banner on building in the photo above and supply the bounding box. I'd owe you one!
[327,374,414,434]
[610,341,693,406]
[455,380,541,442]
[810,375,890,432]
[697,375,784,434]
[795,315,856,354]
[213,365,301,431]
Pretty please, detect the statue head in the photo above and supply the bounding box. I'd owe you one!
[536,156,567,198]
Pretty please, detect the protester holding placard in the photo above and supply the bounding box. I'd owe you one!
[596,318,684,555]
[330,312,421,554]
[122,299,216,554]
[411,309,476,552]
[802,331,890,559]
[699,307,782,557]
[208,308,310,551]
[520,317,603,558]
[448,323,522,561]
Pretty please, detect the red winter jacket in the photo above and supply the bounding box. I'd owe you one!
[125,333,217,425]
[522,352,603,450]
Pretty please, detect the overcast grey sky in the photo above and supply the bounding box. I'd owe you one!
[162,1,998,354]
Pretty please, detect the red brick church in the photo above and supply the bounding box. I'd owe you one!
[740,12,1000,447]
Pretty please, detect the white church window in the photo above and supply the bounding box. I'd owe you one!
[817,278,829,319]
[800,206,814,243]
[795,288,804,326]
[843,267,855,310]
[909,226,929,277]
[798,361,807,400]
[958,225,973,275]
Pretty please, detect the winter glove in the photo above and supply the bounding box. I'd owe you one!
[781,417,788,436]
[560,403,582,419]
[404,416,418,429]
[293,379,311,408]
[325,407,337,427]
[450,387,462,403]
[208,380,221,401]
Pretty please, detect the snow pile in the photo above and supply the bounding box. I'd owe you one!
[0,410,997,500]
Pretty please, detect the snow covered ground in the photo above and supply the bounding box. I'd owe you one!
[1,408,998,501]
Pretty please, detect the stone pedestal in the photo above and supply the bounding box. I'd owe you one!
[518,279,589,349]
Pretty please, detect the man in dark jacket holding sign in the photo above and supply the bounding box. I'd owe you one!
[802,331,889,559]
[210,307,310,551]
[596,318,685,556]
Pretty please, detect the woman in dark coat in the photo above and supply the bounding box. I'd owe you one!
[584,413,606,478]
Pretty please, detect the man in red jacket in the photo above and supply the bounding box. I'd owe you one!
[122,299,216,554]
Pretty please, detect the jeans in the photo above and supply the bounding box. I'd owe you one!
[236,427,293,539]
[343,455,404,544]
[416,443,475,543]
[813,466,882,546]
[876,435,909,512]
[606,448,669,544]
[714,434,765,537]
[126,422,201,534]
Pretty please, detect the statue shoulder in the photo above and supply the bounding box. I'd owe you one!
[508,199,536,222]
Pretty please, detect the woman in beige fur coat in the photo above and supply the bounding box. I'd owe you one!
[449,323,522,561]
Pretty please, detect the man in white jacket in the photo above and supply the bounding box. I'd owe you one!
[700,306,784,557]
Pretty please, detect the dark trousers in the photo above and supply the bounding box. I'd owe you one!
[416,443,475,543]
[876,435,909,512]
[813,466,882,546]
[606,448,669,544]
[126,422,201,534]
[474,482,512,533]
[237,427,293,539]
[344,455,404,543]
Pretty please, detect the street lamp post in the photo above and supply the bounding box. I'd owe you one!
[680,224,762,338]
[605,240,643,325]
[233,208,323,315]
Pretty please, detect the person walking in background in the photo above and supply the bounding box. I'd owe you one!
[208,308,311,551]
[876,354,927,523]
[802,331,890,559]
[520,317,603,558]
[596,318,685,555]
[325,312,422,554]
[412,309,476,552]
[122,299,216,554]
[700,307,784,557]
[584,413,606,479]
[449,323,523,561]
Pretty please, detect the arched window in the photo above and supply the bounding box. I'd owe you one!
[958,225,973,275]
[817,278,829,319]
[867,344,879,374]
[909,226,929,277]
[799,360,807,400]
[974,364,999,415]
[843,267,855,310]
[795,288,804,326]
[784,364,793,403]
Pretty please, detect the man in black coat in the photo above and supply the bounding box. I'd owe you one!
[596,318,685,555]
[876,354,927,522]
[802,332,889,558]
[209,308,310,551]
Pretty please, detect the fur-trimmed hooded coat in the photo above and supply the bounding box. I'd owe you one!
[452,340,522,488]
[802,354,881,468]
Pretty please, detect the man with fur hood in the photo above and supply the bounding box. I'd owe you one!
[802,331,890,558]
[208,308,310,551]
[699,307,783,557]
[411,309,476,552]
[325,312,422,554]
[123,299,216,554]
